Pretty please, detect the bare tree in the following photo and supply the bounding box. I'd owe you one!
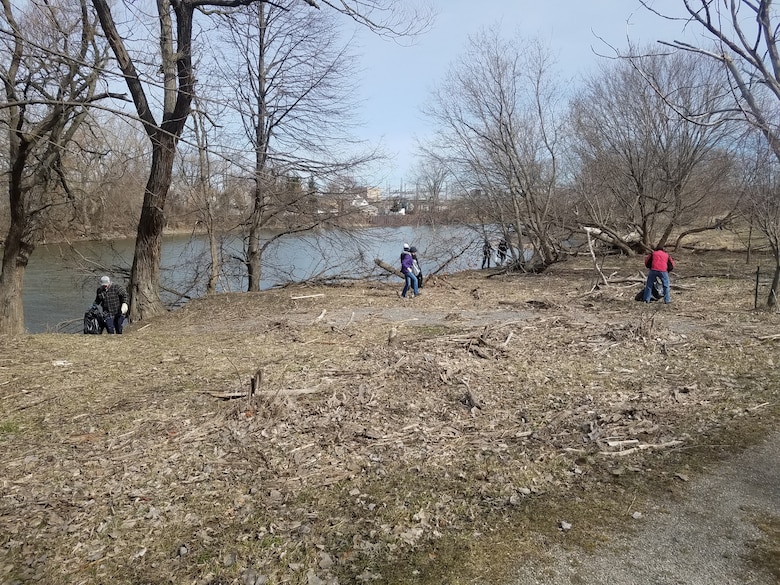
[66,115,148,238]
[570,49,738,253]
[90,0,430,320]
[424,30,566,270]
[213,0,378,291]
[412,153,450,221]
[176,99,224,295]
[640,0,780,163]
[737,132,780,306]
[0,0,111,334]
[638,0,780,300]
[91,0,199,322]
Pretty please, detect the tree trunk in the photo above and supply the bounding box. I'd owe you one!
[192,101,220,296]
[128,133,174,321]
[93,0,196,322]
[206,206,219,295]
[0,140,34,335]
[247,203,263,292]
[769,264,780,308]
[0,223,33,335]
[247,3,268,293]
[246,169,264,291]
[0,262,25,336]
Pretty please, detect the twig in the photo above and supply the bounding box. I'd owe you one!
[599,440,683,457]
[605,439,640,448]
[312,309,327,325]
[626,492,638,515]
[584,227,609,287]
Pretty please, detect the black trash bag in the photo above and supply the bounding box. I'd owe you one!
[635,277,663,302]
[83,304,104,334]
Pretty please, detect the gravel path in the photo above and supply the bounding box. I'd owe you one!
[509,432,780,585]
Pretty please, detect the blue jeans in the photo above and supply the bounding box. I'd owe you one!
[104,314,125,334]
[401,272,419,297]
[643,270,670,303]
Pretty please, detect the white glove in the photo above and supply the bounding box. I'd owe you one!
[121,303,128,315]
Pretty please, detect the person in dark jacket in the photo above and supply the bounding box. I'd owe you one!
[642,246,675,304]
[409,246,423,289]
[94,275,129,333]
[482,239,493,269]
[497,238,509,265]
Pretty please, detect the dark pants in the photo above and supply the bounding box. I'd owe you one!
[104,314,125,334]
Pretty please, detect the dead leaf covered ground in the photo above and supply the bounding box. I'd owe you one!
[0,251,778,585]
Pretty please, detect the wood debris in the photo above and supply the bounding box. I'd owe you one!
[0,253,775,584]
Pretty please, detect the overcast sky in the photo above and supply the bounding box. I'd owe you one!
[350,0,692,190]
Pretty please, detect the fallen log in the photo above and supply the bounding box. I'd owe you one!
[375,258,403,278]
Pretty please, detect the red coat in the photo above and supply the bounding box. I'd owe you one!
[645,249,674,272]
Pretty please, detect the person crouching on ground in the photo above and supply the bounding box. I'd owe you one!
[400,243,419,298]
[95,275,129,333]
[642,246,675,304]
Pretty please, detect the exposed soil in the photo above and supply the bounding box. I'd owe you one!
[507,428,780,585]
[0,250,778,585]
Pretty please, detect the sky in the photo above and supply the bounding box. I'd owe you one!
[350,0,692,191]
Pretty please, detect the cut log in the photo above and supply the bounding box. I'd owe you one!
[374,258,403,278]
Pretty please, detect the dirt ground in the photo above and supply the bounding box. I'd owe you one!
[0,250,778,585]
[508,429,780,585]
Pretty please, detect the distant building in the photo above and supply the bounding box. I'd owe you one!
[354,186,381,202]
[347,197,377,215]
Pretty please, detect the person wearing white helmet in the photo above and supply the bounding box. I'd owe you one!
[400,243,420,298]
[94,275,129,334]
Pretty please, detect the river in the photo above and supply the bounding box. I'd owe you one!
[22,225,487,333]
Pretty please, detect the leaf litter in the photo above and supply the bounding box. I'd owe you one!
[0,251,778,584]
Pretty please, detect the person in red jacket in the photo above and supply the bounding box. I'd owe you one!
[642,246,675,304]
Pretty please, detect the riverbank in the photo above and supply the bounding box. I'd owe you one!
[0,251,778,584]
[19,224,455,333]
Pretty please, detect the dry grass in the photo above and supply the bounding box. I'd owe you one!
[0,250,778,585]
